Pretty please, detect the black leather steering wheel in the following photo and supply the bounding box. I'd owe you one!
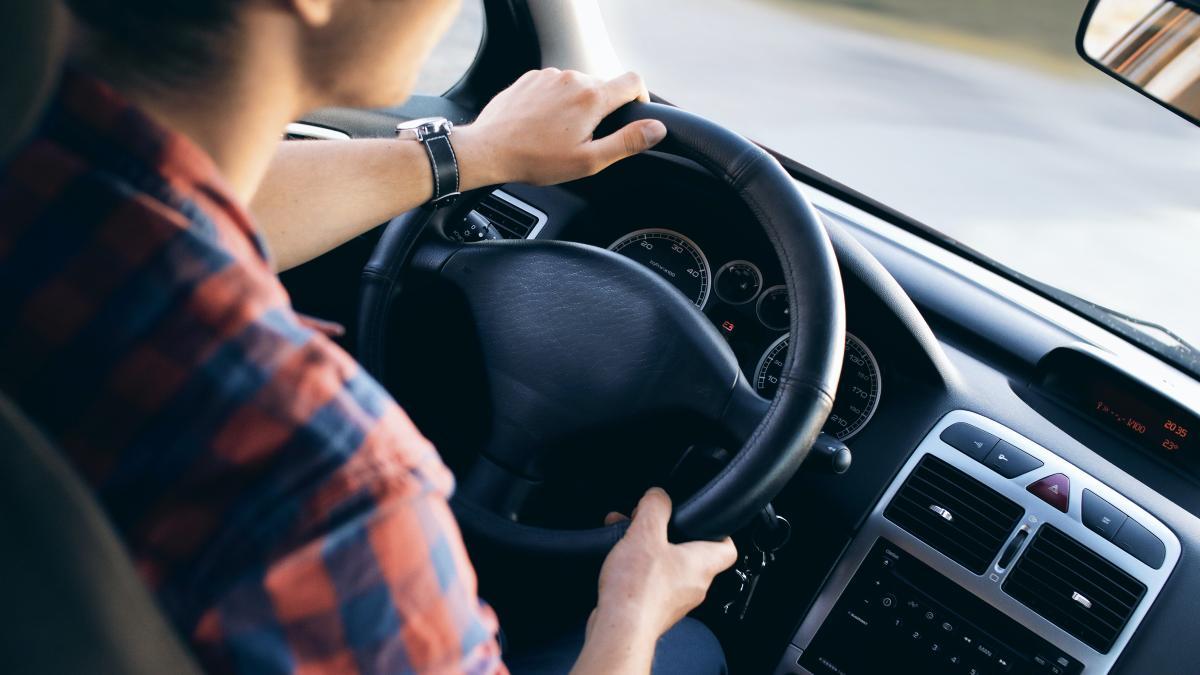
[358,102,844,556]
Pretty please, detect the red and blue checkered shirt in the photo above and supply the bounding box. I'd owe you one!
[0,72,505,674]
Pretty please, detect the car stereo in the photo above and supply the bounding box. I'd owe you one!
[795,538,1081,674]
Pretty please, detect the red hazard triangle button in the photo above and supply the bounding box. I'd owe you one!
[1027,473,1070,513]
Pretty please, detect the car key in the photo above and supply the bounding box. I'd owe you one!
[724,547,775,621]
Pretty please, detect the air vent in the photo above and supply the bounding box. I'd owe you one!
[471,191,544,239]
[885,454,1024,574]
[1004,525,1146,653]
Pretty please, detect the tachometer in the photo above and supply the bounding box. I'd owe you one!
[609,229,711,308]
[754,332,882,441]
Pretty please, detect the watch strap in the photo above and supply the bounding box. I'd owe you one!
[423,132,460,207]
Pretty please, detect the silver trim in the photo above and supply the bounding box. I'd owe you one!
[713,259,763,305]
[607,228,712,309]
[755,285,789,331]
[930,504,954,522]
[283,122,351,141]
[753,332,882,442]
[777,410,1181,675]
[481,190,550,240]
[1072,592,1093,610]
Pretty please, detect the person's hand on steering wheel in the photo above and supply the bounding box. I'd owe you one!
[571,488,738,675]
[456,68,670,188]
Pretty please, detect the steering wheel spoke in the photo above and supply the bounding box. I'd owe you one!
[359,101,844,555]
[457,454,541,522]
[718,378,772,445]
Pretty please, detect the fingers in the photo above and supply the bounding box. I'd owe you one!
[628,487,672,539]
[601,71,651,110]
[678,537,740,577]
[586,120,668,172]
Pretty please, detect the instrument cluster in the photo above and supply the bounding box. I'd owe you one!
[608,227,882,441]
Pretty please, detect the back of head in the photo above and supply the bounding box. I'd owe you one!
[63,0,242,88]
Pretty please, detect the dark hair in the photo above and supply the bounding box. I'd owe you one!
[65,0,240,83]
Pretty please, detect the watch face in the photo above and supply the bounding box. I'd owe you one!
[396,117,445,131]
[396,117,452,140]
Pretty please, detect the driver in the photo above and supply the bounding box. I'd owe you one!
[0,0,736,674]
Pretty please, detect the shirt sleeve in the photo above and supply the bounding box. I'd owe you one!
[185,332,507,675]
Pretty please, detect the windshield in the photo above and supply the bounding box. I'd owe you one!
[600,0,1200,359]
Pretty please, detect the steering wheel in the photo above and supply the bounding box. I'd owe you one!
[358,103,844,556]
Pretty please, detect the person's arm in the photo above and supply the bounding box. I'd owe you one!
[252,69,668,272]
[572,489,738,675]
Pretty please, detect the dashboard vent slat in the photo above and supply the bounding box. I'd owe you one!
[1004,525,1146,654]
[472,192,541,239]
[884,454,1024,574]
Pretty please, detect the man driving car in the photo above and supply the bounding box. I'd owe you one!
[0,0,737,673]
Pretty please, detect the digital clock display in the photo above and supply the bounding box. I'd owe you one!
[1039,348,1200,478]
[1090,394,1194,455]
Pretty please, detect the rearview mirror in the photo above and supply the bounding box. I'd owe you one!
[1078,0,1200,126]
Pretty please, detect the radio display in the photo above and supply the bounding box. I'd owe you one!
[1086,382,1195,456]
[1039,349,1200,477]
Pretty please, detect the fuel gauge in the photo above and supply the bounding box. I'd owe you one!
[715,260,763,305]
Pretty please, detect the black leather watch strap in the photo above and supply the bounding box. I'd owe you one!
[422,132,460,207]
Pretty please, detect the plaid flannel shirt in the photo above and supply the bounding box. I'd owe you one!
[0,72,505,675]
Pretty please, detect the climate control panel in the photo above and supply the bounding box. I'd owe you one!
[776,411,1180,675]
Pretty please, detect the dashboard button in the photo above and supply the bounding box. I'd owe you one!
[940,423,999,461]
[1081,489,1127,541]
[1027,474,1070,512]
[984,441,1044,478]
[1113,518,1166,569]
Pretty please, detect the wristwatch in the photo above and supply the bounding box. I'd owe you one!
[396,117,460,207]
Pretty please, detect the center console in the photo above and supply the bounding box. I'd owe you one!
[775,411,1179,674]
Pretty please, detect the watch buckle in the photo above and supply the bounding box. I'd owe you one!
[431,191,461,208]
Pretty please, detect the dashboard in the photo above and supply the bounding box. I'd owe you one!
[284,111,1200,675]
[441,152,1200,674]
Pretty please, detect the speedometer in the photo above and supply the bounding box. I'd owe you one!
[609,229,711,308]
[754,332,882,441]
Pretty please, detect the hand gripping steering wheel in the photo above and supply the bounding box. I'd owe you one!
[357,103,844,555]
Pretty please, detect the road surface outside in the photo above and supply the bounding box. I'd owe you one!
[418,0,1200,351]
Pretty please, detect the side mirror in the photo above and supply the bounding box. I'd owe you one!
[1078,0,1200,126]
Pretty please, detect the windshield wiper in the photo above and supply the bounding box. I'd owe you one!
[1093,306,1198,355]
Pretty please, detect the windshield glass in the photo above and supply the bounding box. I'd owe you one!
[600,0,1200,353]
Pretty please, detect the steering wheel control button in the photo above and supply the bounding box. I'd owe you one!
[1081,489,1128,541]
[939,422,999,461]
[1027,474,1070,513]
[1113,518,1167,569]
[984,441,1044,479]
